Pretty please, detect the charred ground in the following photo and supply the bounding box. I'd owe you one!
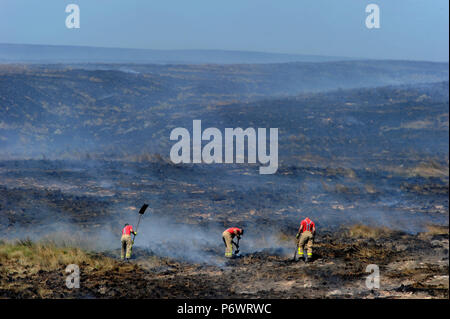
[1,225,448,299]
[0,156,447,298]
[0,61,448,298]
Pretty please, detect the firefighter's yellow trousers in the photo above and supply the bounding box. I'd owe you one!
[121,234,133,260]
[222,231,233,258]
[298,231,314,257]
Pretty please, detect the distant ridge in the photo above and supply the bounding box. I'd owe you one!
[0,43,356,64]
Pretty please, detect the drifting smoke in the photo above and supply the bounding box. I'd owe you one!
[0,157,447,266]
[3,218,121,250]
[129,215,247,265]
[110,207,296,265]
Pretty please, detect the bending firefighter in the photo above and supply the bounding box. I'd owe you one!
[222,227,244,258]
[121,223,137,261]
[296,217,316,262]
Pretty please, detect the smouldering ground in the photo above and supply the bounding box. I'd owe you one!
[0,225,448,299]
[0,159,448,298]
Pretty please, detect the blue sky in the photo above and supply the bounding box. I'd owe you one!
[0,0,448,61]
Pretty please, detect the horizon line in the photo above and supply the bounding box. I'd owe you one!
[0,42,448,63]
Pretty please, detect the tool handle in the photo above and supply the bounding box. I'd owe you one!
[132,214,143,243]
[293,238,299,260]
[136,214,142,232]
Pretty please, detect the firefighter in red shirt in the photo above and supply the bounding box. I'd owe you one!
[296,217,316,262]
[222,227,244,258]
[121,223,137,261]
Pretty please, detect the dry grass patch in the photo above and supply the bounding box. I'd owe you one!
[346,224,393,239]
[386,160,449,179]
[425,225,448,236]
[0,238,116,273]
[417,225,449,241]
[412,161,449,179]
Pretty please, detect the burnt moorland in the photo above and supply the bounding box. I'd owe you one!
[0,61,448,298]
